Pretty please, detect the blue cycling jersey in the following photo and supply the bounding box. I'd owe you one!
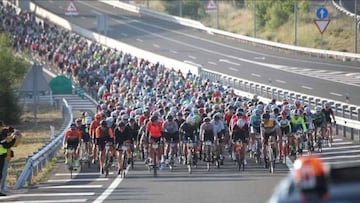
[249,114,262,128]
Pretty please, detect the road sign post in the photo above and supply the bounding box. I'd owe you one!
[314,7,330,49]
[205,0,219,29]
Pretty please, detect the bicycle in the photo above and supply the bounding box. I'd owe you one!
[214,139,221,169]
[148,140,161,177]
[265,138,276,173]
[120,144,131,178]
[166,138,177,172]
[294,131,304,158]
[252,133,262,164]
[203,140,213,171]
[324,122,333,147]
[103,142,113,177]
[234,139,245,171]
[66,146,76,179]
[280,134,289,164]
[186,137,198,174]
[79,139,91,168]
[306,129,315,155]
[316,128,323,153]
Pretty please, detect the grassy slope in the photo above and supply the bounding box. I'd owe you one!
[140,0,359,53]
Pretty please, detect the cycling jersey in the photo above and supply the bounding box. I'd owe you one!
[199,122,215,142]
[322,108,334,123]
[146,121,163,138]
[290,116,307,133]
[179,122,197,142]
[162,120,179,135]
[261,119,278,134]
[313,113,326,128]
[279,118,291,135]
[249,114,262,133]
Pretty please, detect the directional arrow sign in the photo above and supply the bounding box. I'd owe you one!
[314,19,330,34]
[316,7,328,20]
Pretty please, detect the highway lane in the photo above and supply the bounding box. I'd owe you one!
[0,155,288,203]
[33,0,360,105]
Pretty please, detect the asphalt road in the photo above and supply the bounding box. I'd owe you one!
[0,153,288,203]
[32,0,360,106]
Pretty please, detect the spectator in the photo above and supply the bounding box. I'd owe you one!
[0,126,17,196]
[0,129,22,193]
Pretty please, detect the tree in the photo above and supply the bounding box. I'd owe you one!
[0,34,29,124]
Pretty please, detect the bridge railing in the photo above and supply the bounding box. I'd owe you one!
[13,98,73,189]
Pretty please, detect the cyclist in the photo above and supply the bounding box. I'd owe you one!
[261,113,279,165]
[210,113,226,165]
[146,115,163,168]
[199,117,216,162]
[63,123,82,167]
[249,109,262,153]
[304,107,315,151]
[290,109,307,155]
[126,117,140,156]
[114,121,131,174]
[78,116,92,161]
[175,112,185,128]
[230,109,249,164]
[322,102,336,145]
[95,120,114,174]
[279,112,291,160]
[179,115,198,163]
[313,106,326,146]
[162,114,179,164]
[90,113,102,164]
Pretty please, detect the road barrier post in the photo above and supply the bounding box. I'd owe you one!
[302,95,307,106]
[335,103,341,135]
[358,108,360,141]
[290,93,295,103]
[244,81,248,92]
[308,97,314,109]
[233,78,237,88]
[315,99,320,107]
[350,106,356,140]
[342,105,348,138]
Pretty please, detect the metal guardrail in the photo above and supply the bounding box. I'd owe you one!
[16,1,360,142]
[13,98,73,189]
[332,0,360,19]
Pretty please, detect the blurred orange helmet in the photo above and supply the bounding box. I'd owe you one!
[293,155,327,194]
[95,113,102,120]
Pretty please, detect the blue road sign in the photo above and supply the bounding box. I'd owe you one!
[316,7,328,19]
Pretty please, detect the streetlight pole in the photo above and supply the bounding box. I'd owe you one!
[294,0,298,46]
[253,0,256,38]
[355,0,358,53]
[179,0,182,17]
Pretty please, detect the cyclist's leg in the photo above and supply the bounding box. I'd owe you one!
[117,148,123,172]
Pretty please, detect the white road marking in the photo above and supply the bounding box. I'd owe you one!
[55,172,114,176]
[93,165,131,203]
[219,59,240,66]
[275,79,286,84]
[251,73,262,78]
[313,70,327,73]
[170,49,177,54]
[330,92,343,97]
[320,154,360,161]
[322,145,360,151]
[0,193,94,200]
[318,149,360,156]
[136,38,143,42]
[59,6,63,9]
[153,44,160,48]
[345,72,360,76]
[325,71,344,75]
[188,55,197,59]
[48,178,109,182]
[324,159,360,165]
[1,199,87,203]
[229,67,238,72]
[120,33,128,37]
[254,56,266,60]
[39,185,103,189]
[301,85,313,90]
[331,141,354,145]
[208,61,217,65]
[81,16,86,20]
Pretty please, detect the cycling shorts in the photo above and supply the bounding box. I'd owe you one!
[82,133,90,143]
[67,136,79,149]
[149,137,161,144]
[280,126,290,136]
[232,131,249,144]
[164,132,179,143]
[263,131,276,145]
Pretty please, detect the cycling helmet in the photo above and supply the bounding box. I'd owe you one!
[325,102,331,108]
[100,103,107,110]
[315,106,322,112]
[82,112,88,117]
[203,117,211,123]
[118,121,126,127]
[166,114,174,120]
[70,123,77,129]
[272,106,280,114]
[186,115,195,125]
[236,108,244,116]
[95,113,102,120]
[293,156,328,197]
[256,104,263,111]
[128,117,136,123]
[85,116,92,125]
[262,113,270,120]
[100,120,107,127]
[255,109,262,116]
[265,104,272,113]
[294,100,301,106]
[75,118,82,124]
[176,112,183,117]
[121,114,129,120]
[106,117,114,128]
[150,115,158,122]
[110,111,118,118]
[283,104,290,112]
[304,107,311,114]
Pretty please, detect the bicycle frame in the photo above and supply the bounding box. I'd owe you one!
[234,140,244,171]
